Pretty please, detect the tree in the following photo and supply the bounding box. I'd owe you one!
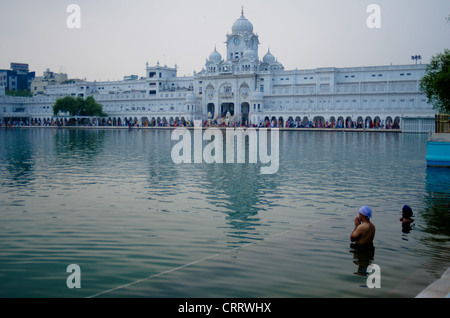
[53,96,77,115]
[5,88,33,97]
[53,96,107,117]
[420,49,450,114]
[82,96,107,117]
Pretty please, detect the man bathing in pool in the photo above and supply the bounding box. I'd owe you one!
[350,206,376,248]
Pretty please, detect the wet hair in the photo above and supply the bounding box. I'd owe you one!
[402,205,413,219]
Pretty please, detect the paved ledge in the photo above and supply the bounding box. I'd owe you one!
[429,133,450,142]
[416,267,450,298]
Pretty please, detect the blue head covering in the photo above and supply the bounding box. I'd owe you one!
[402,205,413,217]
[359,206,372,219]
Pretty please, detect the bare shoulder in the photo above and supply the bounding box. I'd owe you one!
[364,222,375,232]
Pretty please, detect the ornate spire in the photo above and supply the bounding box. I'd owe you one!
[241,5,244,16]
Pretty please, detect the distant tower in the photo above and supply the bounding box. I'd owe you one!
[226,8,259,63]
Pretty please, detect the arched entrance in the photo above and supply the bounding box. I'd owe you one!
[394,116,401,129]
[207,103,215,119]
[313,116,325,128]
[357,116,364,128]
[337,116,344,128]
[329,116,336,128]
[374,116,381,128]
[345,116,353,128]
[287,116,294,127]
[365,116,372,129]
[302,116,309,127]
[271,116,277,127]
[221,103,234,117]
[241,102,249,124]
[385,116,393,128]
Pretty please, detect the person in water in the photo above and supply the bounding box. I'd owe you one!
[400,205,414,233]
[350,206,376,248]
[350,206,376,276]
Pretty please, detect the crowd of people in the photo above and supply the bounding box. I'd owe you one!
[1,117,401,130]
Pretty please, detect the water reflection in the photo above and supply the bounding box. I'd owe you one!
[0,129,35,188]
[166,128,283,245]
[349,243,375,277]
[53,129,105,161]
[202,162,278,244]
[1,128,449,297]
[423,167,450,240]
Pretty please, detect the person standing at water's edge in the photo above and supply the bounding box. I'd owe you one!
[350,206,376,247]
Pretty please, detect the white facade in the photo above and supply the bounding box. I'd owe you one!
[0,11,435,130]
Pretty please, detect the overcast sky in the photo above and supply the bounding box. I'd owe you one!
[1,0,449,81]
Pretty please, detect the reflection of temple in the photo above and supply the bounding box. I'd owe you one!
[0,9,435,131]
[201,149,280,245]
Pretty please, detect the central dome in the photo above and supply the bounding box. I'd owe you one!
[232,13,253,34]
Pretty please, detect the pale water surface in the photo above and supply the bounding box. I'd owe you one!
[0,128,449,297]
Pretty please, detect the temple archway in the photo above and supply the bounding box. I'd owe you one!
[221,103,234,117]
[207,103,215,119]
[241,102,249,124]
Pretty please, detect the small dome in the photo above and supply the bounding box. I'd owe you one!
[232,14,253,34]
[209,48,222,63]
[272,60,284,70]
[186,92,197,103]
[263,49,275,64]
[243,48,257,61]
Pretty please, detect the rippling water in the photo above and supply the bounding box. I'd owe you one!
[0,128,449,298]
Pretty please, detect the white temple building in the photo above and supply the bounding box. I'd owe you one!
[0,9,436,132]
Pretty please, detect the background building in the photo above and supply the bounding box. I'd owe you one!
[31,69,68,95]
[0,11,436,132]
[0,63,35,92]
